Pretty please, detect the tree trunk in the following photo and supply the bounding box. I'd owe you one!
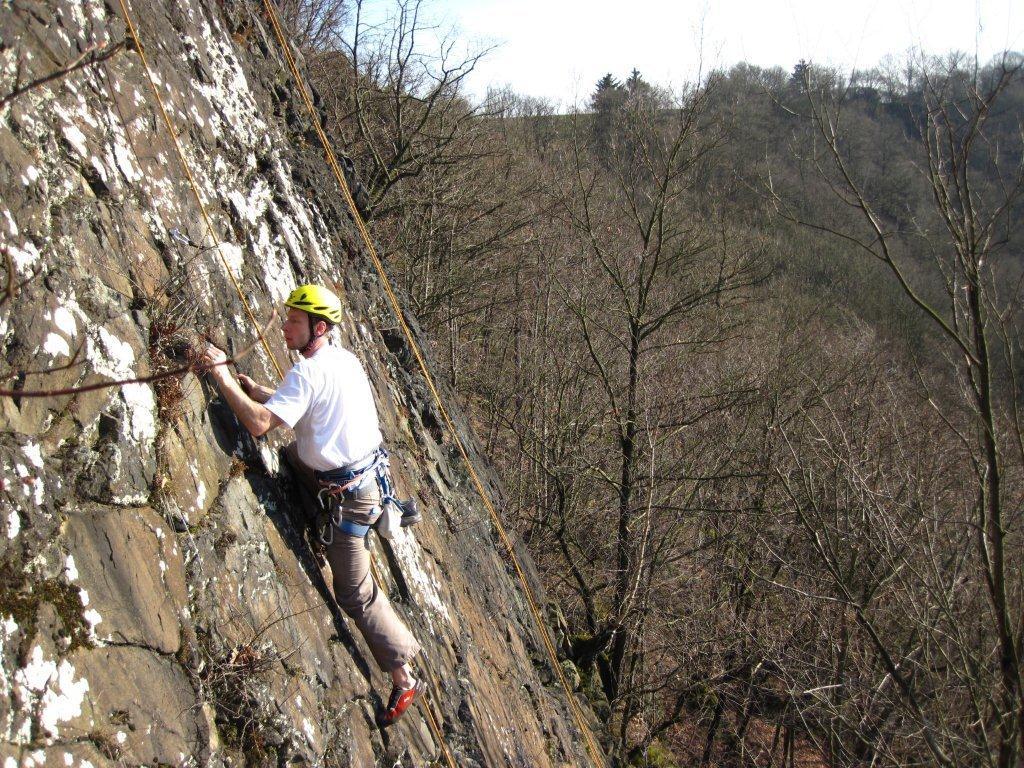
[608,322,641,702]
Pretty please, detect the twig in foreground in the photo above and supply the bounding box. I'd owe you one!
[0,310,278,399]
[0,39,129,111]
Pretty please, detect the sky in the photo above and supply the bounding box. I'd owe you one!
[390,0,1024,107]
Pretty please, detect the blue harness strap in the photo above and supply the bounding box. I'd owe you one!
[315,447,408,542]
[338,518,371,538]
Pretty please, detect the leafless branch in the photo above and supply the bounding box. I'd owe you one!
[0,39,129,111]
[0,310,277,399]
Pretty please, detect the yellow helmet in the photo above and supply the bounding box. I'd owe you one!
[284,284,342,325]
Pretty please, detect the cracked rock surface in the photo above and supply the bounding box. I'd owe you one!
[0,1,603,765]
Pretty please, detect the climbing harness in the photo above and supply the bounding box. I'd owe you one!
[258,2,606,765]
[314,447,419,545]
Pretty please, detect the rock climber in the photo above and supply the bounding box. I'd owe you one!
[199,283,424,727]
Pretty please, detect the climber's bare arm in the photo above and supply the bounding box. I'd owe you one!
[199,344,283,437]
[237,374,274,403]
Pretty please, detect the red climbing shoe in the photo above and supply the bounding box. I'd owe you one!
[378,679,425,727]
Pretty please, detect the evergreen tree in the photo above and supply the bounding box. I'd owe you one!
[590,73,626,157]
[590,73,623,111]
[790,59,810,90]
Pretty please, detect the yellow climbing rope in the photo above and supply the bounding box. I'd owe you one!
[258,2,606,766]
[114,0,283,381]
[114,0,603,762]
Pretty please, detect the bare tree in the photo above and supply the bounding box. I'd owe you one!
[548,76,768,759]
[271,0,349,56]
[316,0,493,220]
[769,54,1024,767]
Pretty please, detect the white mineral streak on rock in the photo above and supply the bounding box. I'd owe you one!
[3,209,17,236]
[139,190,173,242]
[75,98,99,130]
[2,206,38,275]
[6,509,19,539]
[0,619,15,738]
[389,528,452,629]
[23,442,43,468]
[6,239,41,273]
[20,165,40,186]
[87,0,107,23]
[89,155,109,186]
[63,754,73,766]
[83,609,102,634]
[269,159,327,264]
[53,306,77,337]
[184,9,266,146]
[113,138,143,183]
[89,327,157,446]
[261,254,294,305]
[67,0,89,30]
[189,103,206,128]
[217,242,244,278]
[77,589,103,638]
[258,443,280,474]
[227,177,271,226]
[61,123,88,157]
[43,332,71,359]
[302,717,315,741]
[276,214,305,267]
[15,444,44,505]
[0,209,42,275]
[15,646,90,739]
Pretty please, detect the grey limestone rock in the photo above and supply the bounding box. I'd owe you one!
[0,0,605,765]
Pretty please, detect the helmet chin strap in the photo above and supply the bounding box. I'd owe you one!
[300,314,325,355]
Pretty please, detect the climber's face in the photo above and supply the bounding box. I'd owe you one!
[282,308,312,350]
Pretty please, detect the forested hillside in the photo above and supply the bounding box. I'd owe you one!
[291,1,1024,763]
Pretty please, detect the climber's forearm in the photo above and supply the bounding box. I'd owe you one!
[251,384,274,403]
[239,375,274,403]
[212,370,282,437]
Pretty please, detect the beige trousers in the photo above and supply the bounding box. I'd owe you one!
[284,444,421,672]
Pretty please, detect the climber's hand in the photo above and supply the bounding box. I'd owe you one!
[198,342,230,382]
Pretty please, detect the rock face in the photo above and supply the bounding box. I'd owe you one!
[0,1,603,766]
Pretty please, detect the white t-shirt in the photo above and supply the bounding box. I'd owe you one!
[265,344,384,472]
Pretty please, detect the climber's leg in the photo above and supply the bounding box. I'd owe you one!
[322,481,421,671]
